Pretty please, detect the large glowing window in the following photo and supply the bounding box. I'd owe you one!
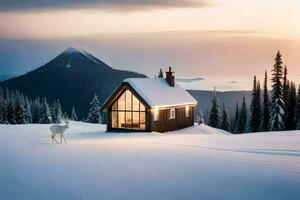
[111,89,146,130]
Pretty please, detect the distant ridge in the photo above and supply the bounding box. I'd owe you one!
[0,47,146,119]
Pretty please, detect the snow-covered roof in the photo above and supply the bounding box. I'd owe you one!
[124,78,197,108]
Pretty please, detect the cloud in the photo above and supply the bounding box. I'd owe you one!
[0,0,211,12]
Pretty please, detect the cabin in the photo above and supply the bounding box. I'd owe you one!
[101,68,197,133]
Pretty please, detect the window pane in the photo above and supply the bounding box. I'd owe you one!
[185,106,189,117]
[118,92,125,110]
[140,103,145,111]
[112,101,117,110]
[125,90,132,111]
[133,112,139,129]
[118,111,125,128]
[140,112,146,129]
[133,95,139,111]
[125,112,132,128]
[112,111,118,128]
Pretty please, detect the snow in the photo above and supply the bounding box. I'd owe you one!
[124,78,197,108]
[1,122,300,200]
[64,47,102,65]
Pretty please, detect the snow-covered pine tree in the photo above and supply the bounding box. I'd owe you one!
[261,71,270,132]
[15,99,27,124]
[31,97,41,123]
[208,89,221,128]
[39,98,52,124]
[296,84,300,130]
[233,102,239,134]
[87,94,102,123]
[195,108,204,125]
[238,97,248,133]
[285,82,297,130]
[270,51,285,131]
[6,101,16,124]
[52,99,62,123]
[158,68,164,79]
[220,103,231,132]
[25,97,32,123]
[249,76,262,133]
[71,106,78,121]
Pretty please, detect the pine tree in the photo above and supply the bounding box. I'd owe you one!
[285,82,297,130]
[15,100,27,124]
[87,94,102,123]
[261,71,270,132]
[233,102,239,134]
[283,66,289,102]
[52,100,62,123]
[296,84,300,130]
[158,68,164,79]
[208,90,220,128]
[71,106,78,121]
[31,98,41,123]
[39,98,52,124]
[270,51,285,131]
[238,97,248,133]
[6,101,16,124]
[25,97,32,123]
[249,76,262,132]
[220,103,231,132]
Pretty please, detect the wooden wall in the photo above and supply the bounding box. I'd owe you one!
[150,106,195,133]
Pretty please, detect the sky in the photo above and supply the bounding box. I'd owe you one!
[0,0,299,87]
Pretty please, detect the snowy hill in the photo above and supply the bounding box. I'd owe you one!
[0,47,146,119]
[1,122,300,200]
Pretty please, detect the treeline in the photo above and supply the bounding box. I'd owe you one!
[0,86,103,125]
[207,51,300,133]
[0,87,78,124]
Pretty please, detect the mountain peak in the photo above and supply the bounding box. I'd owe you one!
[63,47,81,54]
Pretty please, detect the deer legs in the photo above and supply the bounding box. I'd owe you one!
[52,136,59,144]
[51,135,67,144]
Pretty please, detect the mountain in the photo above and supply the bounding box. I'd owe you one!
[0,47,146,119]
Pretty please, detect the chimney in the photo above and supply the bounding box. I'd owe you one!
[165,66,175,87]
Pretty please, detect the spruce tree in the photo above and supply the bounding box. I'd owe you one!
[238,97,248,133]
[52,100,62,123]
[220,103,231,132]
[0,87,4,124]
[296,84,300,130]
[31,98,41,123]
[7,101,16,124]
[87,94,102,123]
[249,76,262,132]
[261,71,270,132]
[233,102,239,134]
[71,106,78,121]
[158,68,164,79]
[270,51,285,131]
[285,82,297,130]
[39,98,52,124]
[25,98,32,123]
[15,100,27,124]
[208,91,220,128]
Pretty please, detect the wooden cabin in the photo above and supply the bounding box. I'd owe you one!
[101,68,197,133]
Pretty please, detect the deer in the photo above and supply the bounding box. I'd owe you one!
[50,121,69,144]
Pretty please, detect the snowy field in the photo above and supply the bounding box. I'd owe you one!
[1,121,300,200]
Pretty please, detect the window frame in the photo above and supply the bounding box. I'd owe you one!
[111,89,146,130]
